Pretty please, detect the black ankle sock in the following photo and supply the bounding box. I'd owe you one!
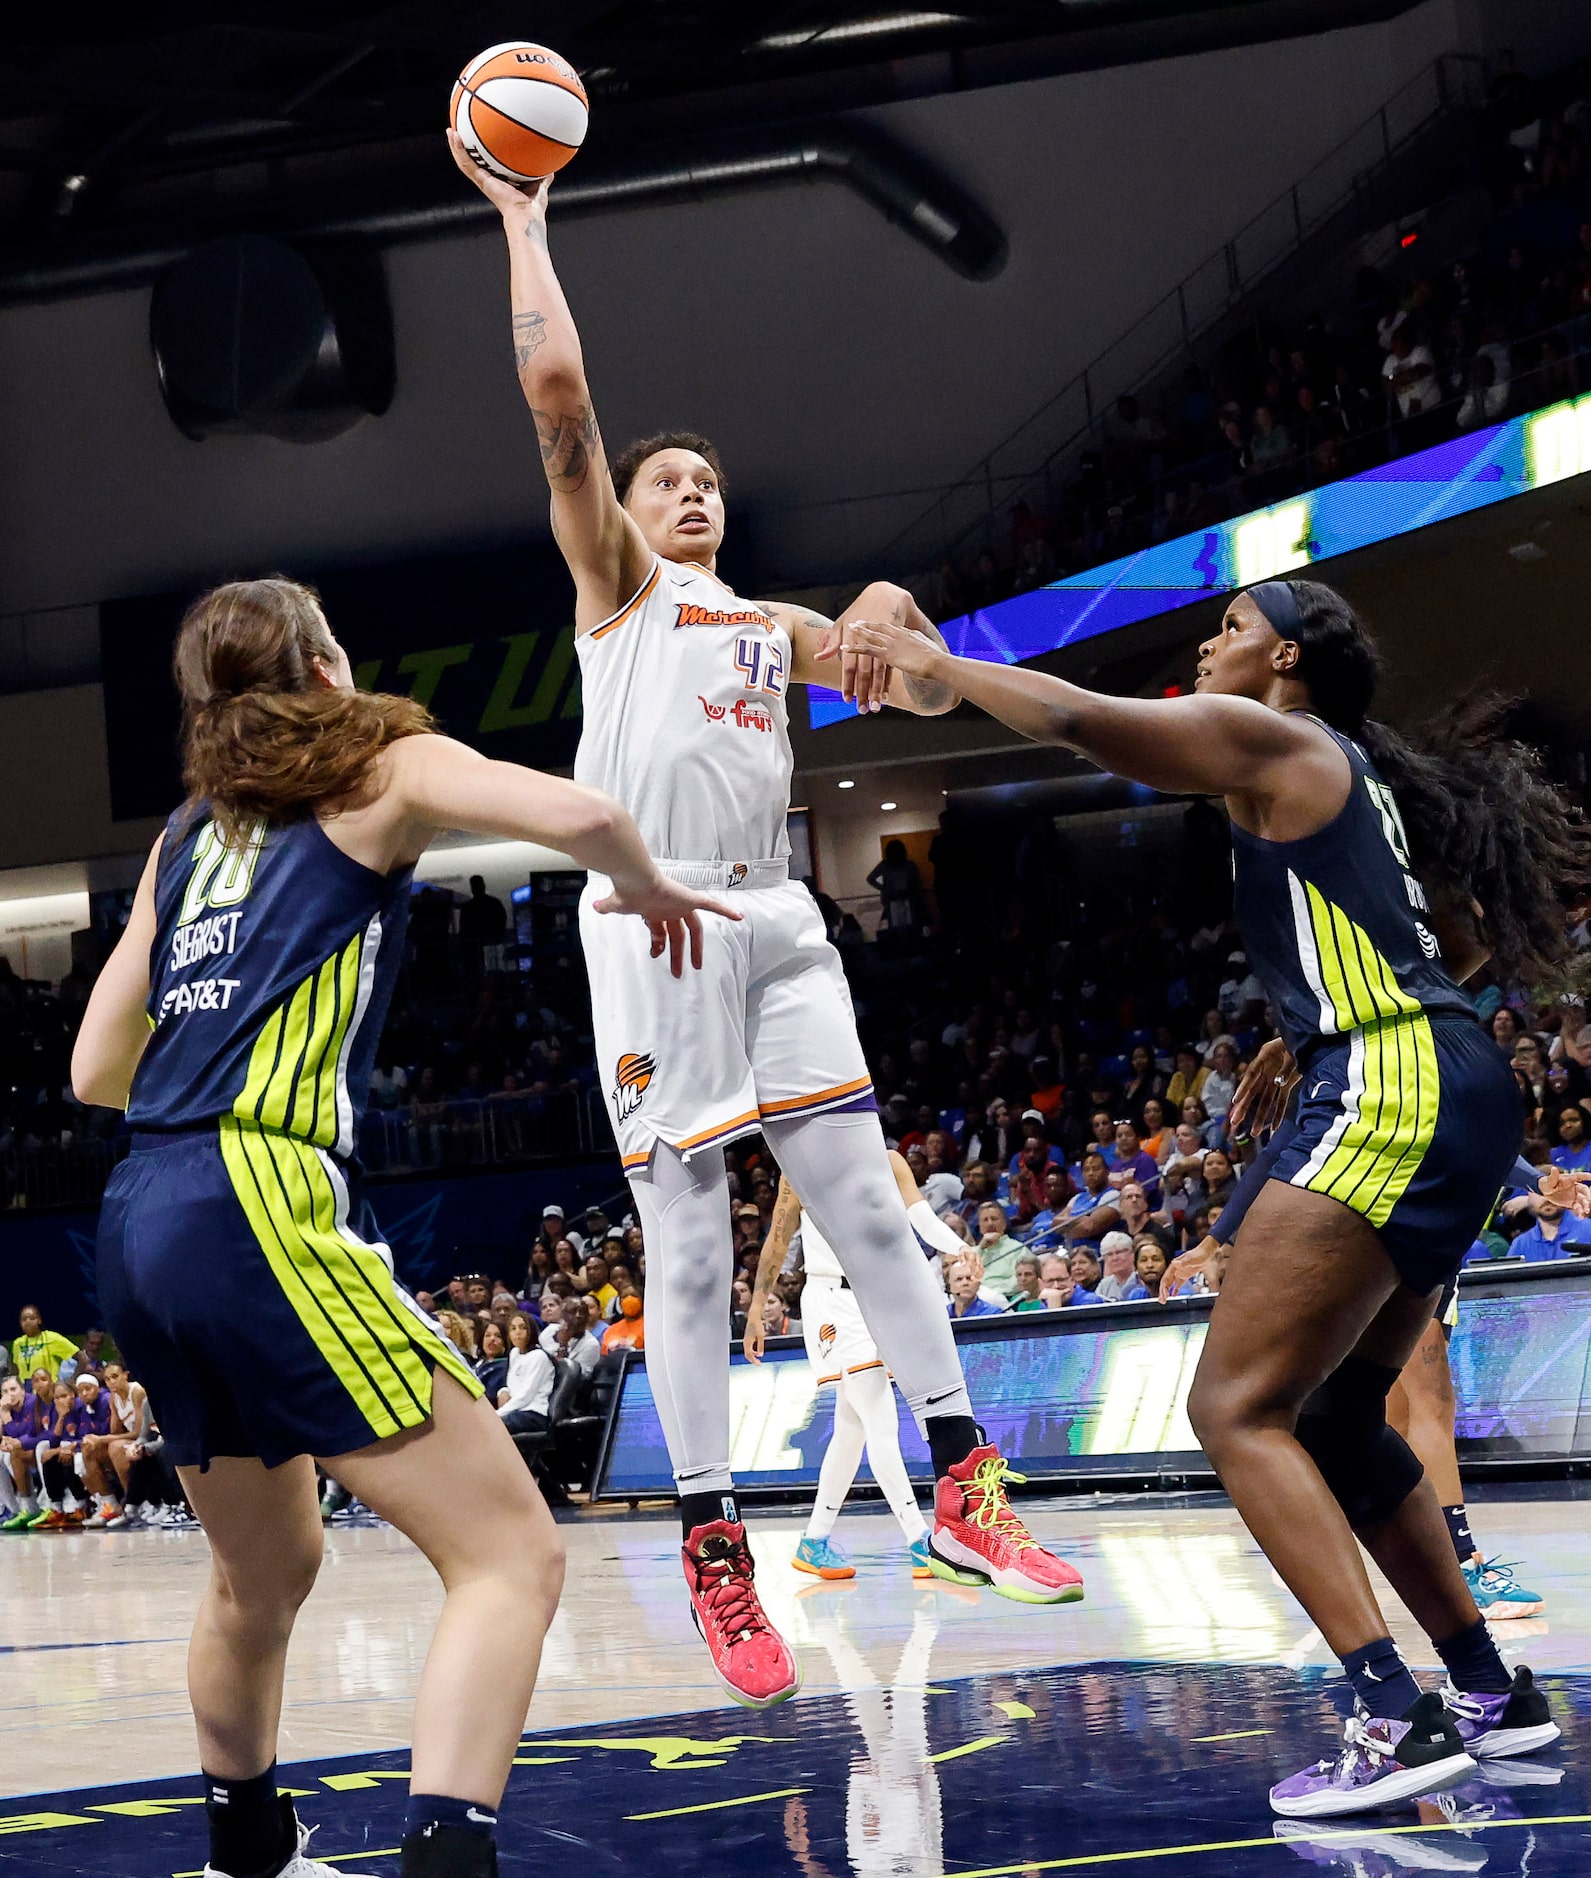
[1442,1503,1476,1566]
[926,1415,984,1479]
[1435,1615,1512,1693]
[404,1795,498,1840]
[1340,1636,1422,1718]
[679,1488,740,1538]
[203,1769,292,1878]
[401,1823,499,1878]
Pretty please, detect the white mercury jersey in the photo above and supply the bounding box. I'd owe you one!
[798,1212,845,1283]
[574,555,794,864]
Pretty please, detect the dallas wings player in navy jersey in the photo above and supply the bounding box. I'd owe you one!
[849,578,1589,1817]
[71,578,732,1878]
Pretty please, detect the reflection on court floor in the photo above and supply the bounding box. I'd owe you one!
[6,1653,1587,1877]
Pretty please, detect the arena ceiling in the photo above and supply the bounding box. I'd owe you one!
[0,1,1420,272]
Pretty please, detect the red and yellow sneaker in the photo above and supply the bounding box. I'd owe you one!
[928,1445,1084,1604]
[683,1519,801,1709]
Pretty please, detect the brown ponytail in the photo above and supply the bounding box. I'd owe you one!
[174,577,432,845]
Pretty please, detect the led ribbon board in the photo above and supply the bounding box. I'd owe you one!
[807,391,1591,727]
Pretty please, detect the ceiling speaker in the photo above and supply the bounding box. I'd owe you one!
[150,232,393,442]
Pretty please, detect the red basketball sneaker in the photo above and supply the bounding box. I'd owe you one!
[928,1444,1084,1604]
[682,1519,801,1709]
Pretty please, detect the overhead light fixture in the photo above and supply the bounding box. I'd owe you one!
[880,801,898,811]
[757,12,967,52]
[838,778,855,789]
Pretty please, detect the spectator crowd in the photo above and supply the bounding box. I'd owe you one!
[929,52,1591,616]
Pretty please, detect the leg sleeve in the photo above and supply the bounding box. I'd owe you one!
[846,1364,927,1544]
[763,1109,972,1430]
[628,1142,736,1493]
[807,1387,867,1540]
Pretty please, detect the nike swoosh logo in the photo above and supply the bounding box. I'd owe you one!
[924,1389,961,1407]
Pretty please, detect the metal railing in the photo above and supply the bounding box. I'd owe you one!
[1,1138,125,1212]
[357,1089,608,1175]
[749,53,1488,584]
[0,1090,624,1211]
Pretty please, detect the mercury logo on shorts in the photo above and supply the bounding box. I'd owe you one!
[728,863,749,887]
[819,1323,837,1353]
[613,1052,657,1120]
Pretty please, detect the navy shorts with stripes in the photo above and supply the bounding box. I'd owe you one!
[97,1126,481,1470]
[1271,1014,1521,1294]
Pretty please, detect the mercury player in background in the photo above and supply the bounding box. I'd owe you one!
[848,578,1588,1816]
[451,134,1083,1714]
[746,1152,981,1582]
[69,577,733,1878]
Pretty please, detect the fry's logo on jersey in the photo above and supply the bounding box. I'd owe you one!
[676,604,771,629]
[613,1052,657,1121]
[697,695,774,732]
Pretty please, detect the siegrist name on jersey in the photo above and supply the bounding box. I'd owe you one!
[169,910,244,972]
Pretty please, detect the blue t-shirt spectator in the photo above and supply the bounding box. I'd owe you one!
[1508,1215,1591,1262]
[947,1295,1005,1319]
[1550,1137,1591,1177]
[1061,1286,1105,1307]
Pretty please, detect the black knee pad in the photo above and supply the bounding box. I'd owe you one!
[1295,1355,1424,1531]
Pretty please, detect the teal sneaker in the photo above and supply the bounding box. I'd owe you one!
[1463,1557,1544,1621]
[793,1535,855,1580]
[909,1536,932,1580]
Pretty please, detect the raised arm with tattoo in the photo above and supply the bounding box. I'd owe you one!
[448,131,649,627]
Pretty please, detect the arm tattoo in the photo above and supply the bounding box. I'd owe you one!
[531,402,601,494]
[902,618,957,713]
[512,310,548,372]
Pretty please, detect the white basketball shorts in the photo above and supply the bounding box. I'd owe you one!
[800,1277,883,1388]
[580,868,874,1174]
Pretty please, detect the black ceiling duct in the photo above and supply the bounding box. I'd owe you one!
[149,233,394,442]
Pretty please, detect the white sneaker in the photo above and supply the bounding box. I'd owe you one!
[81,1510,112,1529]
[204,1815,379,1878]
[137,1501,158,1521]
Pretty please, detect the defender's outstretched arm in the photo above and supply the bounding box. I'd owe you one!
[783,583,958,717]
[844,616,1315,796]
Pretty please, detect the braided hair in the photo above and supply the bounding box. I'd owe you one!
[1271,579,1591,991]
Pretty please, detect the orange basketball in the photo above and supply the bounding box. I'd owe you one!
[450,42,588,183]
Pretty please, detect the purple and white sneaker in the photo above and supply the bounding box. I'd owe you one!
[1270,1692,1474,1818]
[1439,1667,1560,1759]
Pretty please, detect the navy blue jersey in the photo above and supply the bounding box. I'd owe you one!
[126,809,412,1152]
[1231,719,1475,1062]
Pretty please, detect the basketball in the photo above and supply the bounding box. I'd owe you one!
[450,41,588,183]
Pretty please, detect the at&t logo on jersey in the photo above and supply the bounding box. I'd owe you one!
[612,1051,656,1120]
[159,976,243,1020]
